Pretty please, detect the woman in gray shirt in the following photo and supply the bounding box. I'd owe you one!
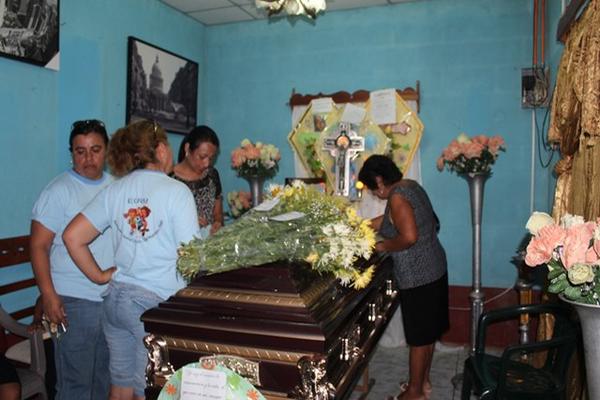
[359,155,449,400]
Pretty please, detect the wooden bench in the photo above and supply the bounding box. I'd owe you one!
[0,235,37,351]
[0,234,51,399]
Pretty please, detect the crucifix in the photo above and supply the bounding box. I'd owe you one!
[323,122,364,197]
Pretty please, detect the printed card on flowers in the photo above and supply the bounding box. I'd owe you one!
[181,367,227,400]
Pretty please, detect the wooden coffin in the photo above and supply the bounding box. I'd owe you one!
[141,255,399,399]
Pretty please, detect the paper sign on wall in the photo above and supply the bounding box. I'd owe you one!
[340,103,366,125]
[180,367,227,400]
[310,97,334,113]
[370,88,397,125]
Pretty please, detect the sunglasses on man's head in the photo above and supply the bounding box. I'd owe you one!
[71,119,106,131]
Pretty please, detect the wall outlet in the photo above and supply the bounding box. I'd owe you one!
[521,67,550,108]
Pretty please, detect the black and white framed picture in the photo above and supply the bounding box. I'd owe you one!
[0,0,60,69]
[126,36,198,135]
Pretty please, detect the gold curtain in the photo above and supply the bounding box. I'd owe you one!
[542,2,600,398]
[549,0,600,221]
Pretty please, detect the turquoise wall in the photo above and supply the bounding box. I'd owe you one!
[204,0,564,289]
[0,0,205,314]
[0,0,565,313]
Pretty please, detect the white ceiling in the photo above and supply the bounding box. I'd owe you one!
[160,0,416,26]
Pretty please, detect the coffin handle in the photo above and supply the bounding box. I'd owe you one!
[144,334,175,387]
[294,355,336,400]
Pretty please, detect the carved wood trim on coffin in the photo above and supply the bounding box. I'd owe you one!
[164,336,308,364]
[177,277,333,308]
[288,82,421,113]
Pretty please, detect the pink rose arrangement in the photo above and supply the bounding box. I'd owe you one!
[231,139,281,179]
[227,190,252,218]
[524,211,600,304]
[436,133,505,174]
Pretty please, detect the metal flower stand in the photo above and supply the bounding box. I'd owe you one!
[452,171,490,389]
[463,171,490,354]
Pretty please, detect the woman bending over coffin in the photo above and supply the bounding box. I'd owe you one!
[171,125,224,235]
[63,120,200,400]
[358,155,449,400]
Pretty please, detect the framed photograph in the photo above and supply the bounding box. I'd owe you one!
[0,0,60,68]
[126,36,198,134]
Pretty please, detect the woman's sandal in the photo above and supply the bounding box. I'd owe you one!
[386,382,431,400]
[386,382,408,400]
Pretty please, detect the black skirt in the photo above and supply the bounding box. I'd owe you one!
[398,272,449,346]
[0,354,19,384]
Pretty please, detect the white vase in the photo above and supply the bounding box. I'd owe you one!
[560,295,600,400]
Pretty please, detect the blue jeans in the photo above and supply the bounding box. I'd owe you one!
[103,280,163,397]
[54,296,110,400]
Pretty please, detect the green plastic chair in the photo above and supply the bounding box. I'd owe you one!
[461,303,579,400]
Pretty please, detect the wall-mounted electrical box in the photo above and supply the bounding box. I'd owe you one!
[521,67,551,108]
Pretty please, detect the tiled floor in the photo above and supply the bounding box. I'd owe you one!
[351,342,471,399]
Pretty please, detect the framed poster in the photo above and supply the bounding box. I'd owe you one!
[126,36,198,134]
[0,0,59,68]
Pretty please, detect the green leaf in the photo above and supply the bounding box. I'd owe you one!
[564,286,583,300]
[548,275,568,294]
[547,265,563,280]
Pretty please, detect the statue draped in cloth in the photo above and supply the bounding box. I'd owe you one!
[549,0,600,221]
[541,2,600,399]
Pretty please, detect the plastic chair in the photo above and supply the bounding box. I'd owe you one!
[0,305,47,400]
[461,303,579,400]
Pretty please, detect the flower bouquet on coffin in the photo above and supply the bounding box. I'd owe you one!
[436,133,506,174]
[524,212,600,304]
[177,181,377,289]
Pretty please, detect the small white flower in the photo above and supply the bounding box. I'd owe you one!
[593,225,600,241]
[561,213,585,228]
[525,211,554,235]
[456,133,471,144]
[567,263,595,285]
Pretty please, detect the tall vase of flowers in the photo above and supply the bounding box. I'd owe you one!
[438,133,506,354]
[231,139,281,207]
[524,212,600,399]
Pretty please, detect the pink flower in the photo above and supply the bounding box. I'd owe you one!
[488,136,505,155]
[239,192,251,209]
[560,223,595,269]
[462,142,485,159]
[472,135,489,146]
[593,239,600,261]
[436,156,445,171]
[585,246,600,264]
[525,224,566,267]
[231,149,246,168]
[443,141,461,161]
[245,145,261,160]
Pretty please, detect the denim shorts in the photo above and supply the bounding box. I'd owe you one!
[102,280,163,397]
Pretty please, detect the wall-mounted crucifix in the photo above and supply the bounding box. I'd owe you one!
[322,122,364,197]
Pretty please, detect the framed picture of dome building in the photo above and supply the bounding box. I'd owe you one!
[126,36,198,134]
